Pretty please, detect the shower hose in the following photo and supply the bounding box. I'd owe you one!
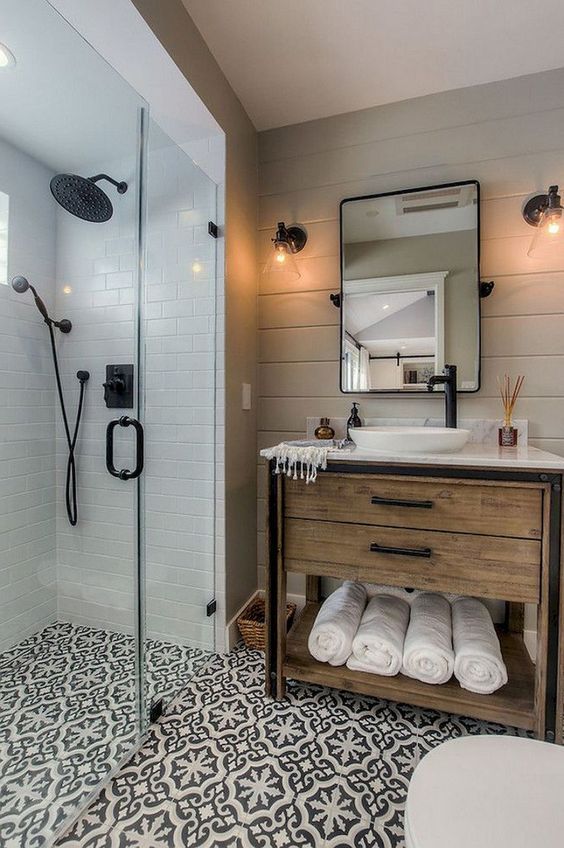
[47,323,88,526]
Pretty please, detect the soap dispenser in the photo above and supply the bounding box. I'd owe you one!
[347,402,362,439]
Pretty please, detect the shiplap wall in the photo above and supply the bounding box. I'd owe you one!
[257,68,564,591]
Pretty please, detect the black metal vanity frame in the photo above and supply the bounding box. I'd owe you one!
[338,179,482,395]
[265,460,562,741]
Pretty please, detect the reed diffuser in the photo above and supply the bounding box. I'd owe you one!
[497,374,525,447]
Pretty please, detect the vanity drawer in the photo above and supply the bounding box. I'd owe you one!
[284,518,541,603]
[284,474,543,539]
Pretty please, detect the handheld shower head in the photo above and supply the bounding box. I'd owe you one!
[11,275,72,333]
[11,275,30,294]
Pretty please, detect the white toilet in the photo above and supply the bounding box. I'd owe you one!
[405,735,564,848]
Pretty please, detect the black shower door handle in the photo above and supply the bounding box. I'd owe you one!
[106,416,144,480]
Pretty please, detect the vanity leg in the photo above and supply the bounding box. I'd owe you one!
[264,464,279,698]
[541,481,561,742]
[505,602,524,633]
[276,565,287,699]
[306,575,321,604]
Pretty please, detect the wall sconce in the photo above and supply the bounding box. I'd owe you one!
[522,184,564,258]
[262,221,307,282]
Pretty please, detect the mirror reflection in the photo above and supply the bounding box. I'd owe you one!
[340,181,480,393]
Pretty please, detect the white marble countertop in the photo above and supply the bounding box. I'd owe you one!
[261,442,564,470]
[320,443,564,470]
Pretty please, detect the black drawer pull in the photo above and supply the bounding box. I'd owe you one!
[370,543,432,558]
[371,495,433,509]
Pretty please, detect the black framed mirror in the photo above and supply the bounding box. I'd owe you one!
[339,180,481,393]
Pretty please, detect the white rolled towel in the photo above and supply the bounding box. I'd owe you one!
[402,593,454,685]
[307,581,366,666]
[452,597,508,694]
[346,594,410,676]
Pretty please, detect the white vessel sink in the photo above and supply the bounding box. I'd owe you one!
[350,426,471,455]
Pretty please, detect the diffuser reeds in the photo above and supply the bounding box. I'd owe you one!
[497,374,525,427]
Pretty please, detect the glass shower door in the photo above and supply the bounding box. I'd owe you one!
[0,1,147,844]
[139,118,218,722]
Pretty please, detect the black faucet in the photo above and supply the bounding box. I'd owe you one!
[427,364,458,428]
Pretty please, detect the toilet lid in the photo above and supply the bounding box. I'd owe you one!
[406,735,564,848]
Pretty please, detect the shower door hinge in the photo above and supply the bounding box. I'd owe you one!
[208,221,219,238]
[206,598,217,617]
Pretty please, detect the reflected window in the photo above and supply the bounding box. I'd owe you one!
[0,191,8,284]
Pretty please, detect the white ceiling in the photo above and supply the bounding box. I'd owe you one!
[345,290,425,336]
[182,0,564,130]
[0,0,143,173]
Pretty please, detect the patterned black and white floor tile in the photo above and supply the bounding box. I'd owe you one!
[57,645,527,848]
[0,622,208,848]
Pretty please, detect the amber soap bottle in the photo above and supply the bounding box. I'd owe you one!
[315,417,335,440]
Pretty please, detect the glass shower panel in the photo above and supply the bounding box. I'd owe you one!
[140,119,217,718]
[0,0,146,844]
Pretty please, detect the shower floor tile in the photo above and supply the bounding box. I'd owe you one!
[57,645,528,848]
[0,622,208,848]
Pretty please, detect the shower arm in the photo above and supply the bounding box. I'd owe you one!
[88,174,128,194]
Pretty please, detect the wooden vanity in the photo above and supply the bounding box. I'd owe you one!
[264,456,563,741]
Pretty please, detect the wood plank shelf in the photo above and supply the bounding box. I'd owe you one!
[284,603,536,730]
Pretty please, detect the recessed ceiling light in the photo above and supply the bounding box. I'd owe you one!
[0,43,16,68]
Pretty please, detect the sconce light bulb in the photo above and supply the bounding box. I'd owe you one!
[192,261,202,274]
[275,252,286,264]
[63,285,72,295]
[548,220,560,235]
[382,304,389,310]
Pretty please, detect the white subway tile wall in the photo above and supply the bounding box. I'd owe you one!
[0,138,57,652]
[53,129,220,651]
[54,156,138,636]
[143,134,218,651]
[1,128,221,656]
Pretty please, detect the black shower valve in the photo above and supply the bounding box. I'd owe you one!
[103,375,126,394]
[103,364,134,409]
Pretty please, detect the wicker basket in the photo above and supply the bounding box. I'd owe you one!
[237,596,296,651]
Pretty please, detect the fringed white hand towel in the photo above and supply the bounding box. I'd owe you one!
[262,440,347,484]
[307,581,367,666]
[402,593,454,685]
[452,597,508,694]
[346,594,410,676]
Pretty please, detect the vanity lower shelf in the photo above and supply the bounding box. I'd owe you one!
[285,602,536,731]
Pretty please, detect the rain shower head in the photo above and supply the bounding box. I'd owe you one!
[50,173,128,222]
